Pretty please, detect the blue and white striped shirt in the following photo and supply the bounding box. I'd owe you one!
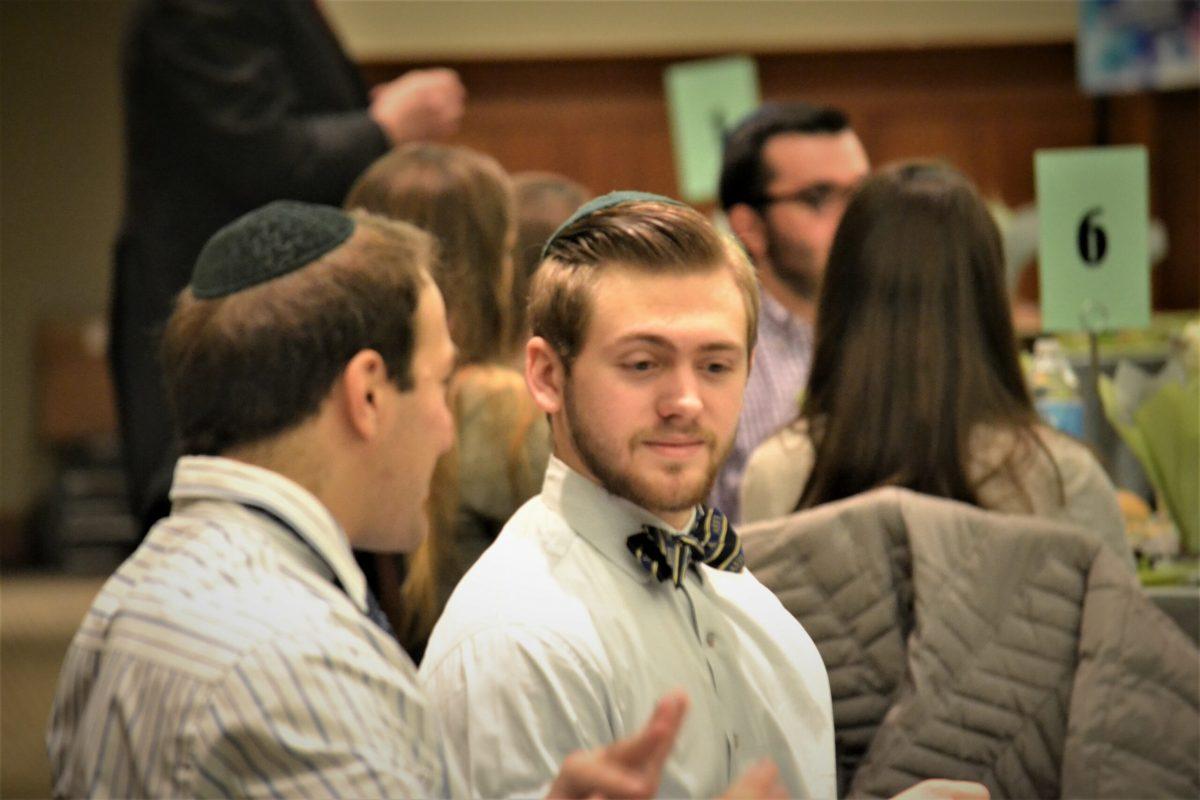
[47,456,447,798]
[710,288,813,523]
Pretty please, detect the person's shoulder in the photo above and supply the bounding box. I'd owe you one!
[104,521,374,679]
[973,422,1122,520]
[421,498,603,670]
[750,419,813,464]
[440,497,590,617]
[740,420,815,524]
[452,365,542,443]
[453,363,532,410]
[1021,424,1132,564]
[1000,423,1111,487]
[704,565,827,670]
[973,421,1091,464]
[1030,424,1102,466]
[1028,425,1122,509]
[454,364,549,511]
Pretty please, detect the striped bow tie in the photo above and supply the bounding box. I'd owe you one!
[626,506,745,588]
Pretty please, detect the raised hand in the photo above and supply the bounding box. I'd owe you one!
[369,67,466,144]
[722,758,789,799]
[545,689,689,799]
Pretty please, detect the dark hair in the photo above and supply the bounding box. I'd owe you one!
[509,172,592,354]
[530,200,759,369]
[345,143,514,364]
[797,161,1047,509]
[718,102,850,211]
[161,212,433,456]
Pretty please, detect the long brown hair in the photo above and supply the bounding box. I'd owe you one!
[797,161,1046,509]
[346,143,516,365]
[346,144,522,657]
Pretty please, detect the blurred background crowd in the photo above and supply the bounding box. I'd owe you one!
[1,1,1197,797]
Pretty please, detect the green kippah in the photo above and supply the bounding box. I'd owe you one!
[190,200,356,299]
[540,190,687,260]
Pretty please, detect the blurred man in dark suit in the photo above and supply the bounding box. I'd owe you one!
[113,0,465,532]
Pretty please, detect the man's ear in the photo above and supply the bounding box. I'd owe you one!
[525,336,566,415]
[727,203,768,264]
[339,349,389,440]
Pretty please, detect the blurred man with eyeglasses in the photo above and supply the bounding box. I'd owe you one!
[713,102,869,522]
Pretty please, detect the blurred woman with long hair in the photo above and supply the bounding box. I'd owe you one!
[346,143,550,658]
[740,161,1131,565]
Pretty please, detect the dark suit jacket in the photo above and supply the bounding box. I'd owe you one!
[113,0,389,528]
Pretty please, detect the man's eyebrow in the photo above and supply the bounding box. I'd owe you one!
[697,342,744,354]
[609,333,743,353]
[787,179,848,192]
[611,333,673,349]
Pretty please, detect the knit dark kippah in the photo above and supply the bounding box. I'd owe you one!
[190,200,356,299]
[540,190,687,260]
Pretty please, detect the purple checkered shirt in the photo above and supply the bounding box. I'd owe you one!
[711,289,813,522]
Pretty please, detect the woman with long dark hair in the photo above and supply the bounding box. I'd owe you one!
[740,161,1131,565]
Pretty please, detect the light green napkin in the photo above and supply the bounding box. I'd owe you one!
[1100,356,1200,554]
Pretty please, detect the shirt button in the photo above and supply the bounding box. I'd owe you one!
[705,631,717,647]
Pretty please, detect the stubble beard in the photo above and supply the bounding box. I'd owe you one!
[563,378,730,514]
[765,222,821,302]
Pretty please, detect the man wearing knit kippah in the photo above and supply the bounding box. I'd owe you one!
[48,201,691,799]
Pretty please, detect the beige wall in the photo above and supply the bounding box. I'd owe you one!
[325,0,1076,60]
[1,0,128,520]
[0,0,1076,522]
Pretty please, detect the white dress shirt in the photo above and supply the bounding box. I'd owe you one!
[421,456,835,799]
[710,288,813,523]
[47,456,447,798]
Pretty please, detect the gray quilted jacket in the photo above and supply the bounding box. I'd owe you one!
[741,487,1199,799]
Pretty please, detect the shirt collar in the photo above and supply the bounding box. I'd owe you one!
[168,455,368,613]
[540,455,699,583]
[758,285,811,337]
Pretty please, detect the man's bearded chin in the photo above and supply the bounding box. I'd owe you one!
[765,223,820,301]
[565,385,733,513]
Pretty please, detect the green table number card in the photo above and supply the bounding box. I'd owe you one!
[1035,146,1151,332]
[664,56,760,204]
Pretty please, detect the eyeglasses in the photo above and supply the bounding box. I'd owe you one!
[756,182,859,214]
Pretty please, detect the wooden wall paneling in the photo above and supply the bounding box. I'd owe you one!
[1102,91,1200,310]
[1151,91,1199,309]
[753,45,1098,206]
[363,43,1197,311]
[364,58,682,197]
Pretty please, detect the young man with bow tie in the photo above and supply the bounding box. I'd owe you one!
[421,193,990,800]
[419,192,824,798]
